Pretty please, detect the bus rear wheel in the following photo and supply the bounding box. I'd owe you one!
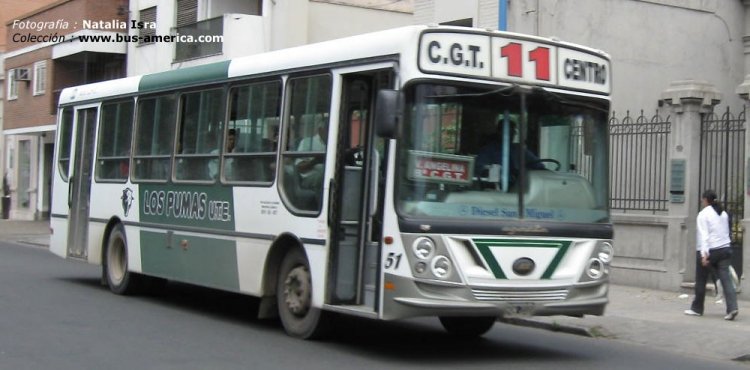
[439,316,496,338]
[277,248,328,339]
[104,224,142,295]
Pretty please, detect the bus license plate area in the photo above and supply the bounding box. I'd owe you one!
[504,302,535,316]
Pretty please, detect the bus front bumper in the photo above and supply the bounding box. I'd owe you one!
[381,273,608,320]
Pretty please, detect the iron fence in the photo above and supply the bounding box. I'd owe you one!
[608,110,671,212]
[699,106,745,275]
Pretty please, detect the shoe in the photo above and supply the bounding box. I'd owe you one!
[724,310,738,321]
[684,309,702,316]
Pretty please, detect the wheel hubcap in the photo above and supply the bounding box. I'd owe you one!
[283,265,311,317]
[109,240,125,284]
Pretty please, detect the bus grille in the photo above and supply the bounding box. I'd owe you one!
[471,288,569,302]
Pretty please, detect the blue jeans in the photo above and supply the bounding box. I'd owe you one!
[691,248,738,314]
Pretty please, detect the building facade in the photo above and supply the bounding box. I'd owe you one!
[0,0,61,218]
[3,0,129,220]
[126,0,413,76]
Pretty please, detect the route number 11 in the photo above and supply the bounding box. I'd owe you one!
[500,42,551,81]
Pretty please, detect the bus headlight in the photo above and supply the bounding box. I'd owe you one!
[586,258,605,279]
[413,237,435,260]
[431,255,452,278]
[598,242,614,264]
[415,261,427,274]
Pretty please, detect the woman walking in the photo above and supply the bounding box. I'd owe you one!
[684,190,739,320]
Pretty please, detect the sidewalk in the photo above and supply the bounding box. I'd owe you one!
[1,220,748,364]
[509,284,750,364]
[0,219,51,247]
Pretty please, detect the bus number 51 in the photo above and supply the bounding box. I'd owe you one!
[385,252,403,269]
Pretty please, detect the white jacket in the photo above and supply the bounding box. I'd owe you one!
[696,205,731,257]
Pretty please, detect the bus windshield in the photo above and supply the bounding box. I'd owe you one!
[396,83,610,224]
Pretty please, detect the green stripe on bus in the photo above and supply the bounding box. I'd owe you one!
[140,230,239,291]
[473,242,507,279]
[139,60,231,92]
[472,239,571,279]
[540,241,571,279]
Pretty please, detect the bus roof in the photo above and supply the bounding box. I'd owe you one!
[58,25,610,105]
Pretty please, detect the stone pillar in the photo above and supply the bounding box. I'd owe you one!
[736,78,750,284]
[661,80,722,283]
[743,1,750,76]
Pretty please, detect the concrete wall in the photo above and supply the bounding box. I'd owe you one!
[307,2,413,43]
[610,214,686,290]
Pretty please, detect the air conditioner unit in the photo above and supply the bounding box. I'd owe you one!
[13,68,30,81]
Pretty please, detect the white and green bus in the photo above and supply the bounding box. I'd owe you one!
[51,25,614,338]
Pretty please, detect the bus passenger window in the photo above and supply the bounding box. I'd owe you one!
[225,80,281,183]
[57,108,74,181]
[280,75,331,212]
[132,95,176,182]
[174,88,224,182]
[96,100,134,182]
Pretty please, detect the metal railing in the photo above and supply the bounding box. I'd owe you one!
[173,16,223,62]
[699,106,745,257]
[609,110,671,212]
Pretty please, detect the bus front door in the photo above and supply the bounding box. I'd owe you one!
[329,70,391,310]
[67,107,98,259]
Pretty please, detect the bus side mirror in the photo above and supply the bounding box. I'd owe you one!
[374,89,402,138]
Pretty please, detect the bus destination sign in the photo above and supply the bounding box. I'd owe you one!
[418,31,610,94]
[407,150,474,185]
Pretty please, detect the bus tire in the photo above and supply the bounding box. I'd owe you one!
[104,224,141,295]
[276,247,328,339]
[439,316,496,338]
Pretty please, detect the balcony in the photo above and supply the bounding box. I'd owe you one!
[173,17,224,62]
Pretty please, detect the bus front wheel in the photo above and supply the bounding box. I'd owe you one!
[439,316,496,338]
[104,224,141,295]
[276,248,328,339]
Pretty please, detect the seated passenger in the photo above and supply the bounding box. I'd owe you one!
[295,124,327,189]
[475,119,545,177]
[209,129,236,180]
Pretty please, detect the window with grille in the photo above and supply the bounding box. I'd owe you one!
[33,61,46,96]
[139,7,157,44]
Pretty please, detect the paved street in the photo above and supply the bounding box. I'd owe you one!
[1,238,748,370]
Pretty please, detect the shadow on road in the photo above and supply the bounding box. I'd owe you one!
[58,275,583,365]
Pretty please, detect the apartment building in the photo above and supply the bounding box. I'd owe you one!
[127,0,413,75]
[0,0,60,218]
[3,0,128,220]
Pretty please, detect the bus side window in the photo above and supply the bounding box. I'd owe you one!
[96,100,134,182]
[57,108,74,181]
[174,88,224,182]
[226,80,281,183]
[132,95,176,182]
[280,75,331,212]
